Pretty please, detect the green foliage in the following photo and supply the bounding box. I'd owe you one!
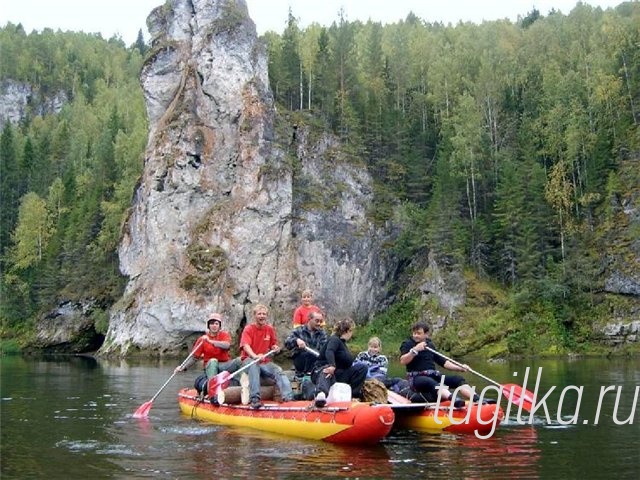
[0,26,146,339]
[356,297,419,352]
[181,244,229,296]
[264,2,639,355]
[0,339,22,355]
[92,308,110,336]
[9,192,52,270]
[2,3,639,354]
[210,1,246,36]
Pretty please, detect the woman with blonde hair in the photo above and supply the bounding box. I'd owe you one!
[355,336,389,381]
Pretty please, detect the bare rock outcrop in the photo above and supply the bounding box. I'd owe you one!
[0,79,67,127]
[101,0,397,355]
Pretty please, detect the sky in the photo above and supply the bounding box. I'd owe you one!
[0,0,626,45]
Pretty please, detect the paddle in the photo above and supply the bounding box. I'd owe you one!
[133,341,203,418]
[425,346,535,412]
[208,348,277,403]
[304,345,320,357]
[387,389,412,405]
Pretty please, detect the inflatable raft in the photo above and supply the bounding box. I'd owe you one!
[178,388,395,445]
[392,401,504,436]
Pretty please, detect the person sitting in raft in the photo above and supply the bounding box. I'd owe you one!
[174,312,241,400]
[312,318,367,406]
[240,304,294,409]
[292,289,321,328]
[400,321,478,407]
[285,310,328,399]
[355,336,389,381]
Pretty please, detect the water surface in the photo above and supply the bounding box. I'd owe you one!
[1,355,638,479]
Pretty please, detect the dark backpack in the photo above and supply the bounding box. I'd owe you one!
[194,373,208,394]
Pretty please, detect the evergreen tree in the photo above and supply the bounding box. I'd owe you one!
[134,29,147,55]
[0,123,19,260]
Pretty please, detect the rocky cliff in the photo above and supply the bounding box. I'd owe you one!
[0,79,67,127]
[100,0,397,355]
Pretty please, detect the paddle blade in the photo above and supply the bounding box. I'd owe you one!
[387,389,412,405]
[502,383,536,412]
[133,400,153,418]
[207,371,231,394]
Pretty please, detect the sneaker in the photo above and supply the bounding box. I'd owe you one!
[453,399,466,408]
[210,397,220,407]
[314,391,327,408]
[250,398,263,409]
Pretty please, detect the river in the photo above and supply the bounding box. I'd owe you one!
[1,355,638,479]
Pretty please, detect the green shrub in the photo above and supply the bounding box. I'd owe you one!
[0,339,22,354]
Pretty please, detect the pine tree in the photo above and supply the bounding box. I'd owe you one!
[0,123,19,259]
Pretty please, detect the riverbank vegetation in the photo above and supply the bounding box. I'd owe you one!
[1,2,638,356]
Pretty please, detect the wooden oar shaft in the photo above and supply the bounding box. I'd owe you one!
[213,348,277,388]
[304,345,320,357]
[424,346,501,388]
[233,348,276,378]
[149,370,179,402]
[149,342,201,402]
[424,346,536,413]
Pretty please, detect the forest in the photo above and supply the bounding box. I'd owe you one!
[0,2,638,355]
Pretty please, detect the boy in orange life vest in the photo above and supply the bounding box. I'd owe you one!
[292,289,321,328]
[174,313,241,379]
[240,304,293,408]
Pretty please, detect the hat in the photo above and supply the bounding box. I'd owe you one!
[207,314,222,327]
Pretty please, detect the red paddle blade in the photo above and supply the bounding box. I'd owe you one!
[207,371,231,394]
[133,400,153,418]
[502,383,535,412]
[387,390,412,405]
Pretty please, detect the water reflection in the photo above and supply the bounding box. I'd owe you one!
[2,356,638,479]
[386,426,540,478]
[169,426,394,479]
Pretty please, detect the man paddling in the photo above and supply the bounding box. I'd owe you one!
[174,313,241,400]
[240,304,293,408]
[400,321,480,406]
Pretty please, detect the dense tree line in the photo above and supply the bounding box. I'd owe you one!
[266,2,639,351]
[0,2,638,353]
[0,24,148,338]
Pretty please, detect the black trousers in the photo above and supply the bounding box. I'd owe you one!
[410,372,466,402]
[313,363,368,399]
[292,351,318,376]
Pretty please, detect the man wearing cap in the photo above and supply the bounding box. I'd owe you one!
[175,313,241,386]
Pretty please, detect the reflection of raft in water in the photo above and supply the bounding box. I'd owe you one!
[178,387,395,445]
[392,401,505,436]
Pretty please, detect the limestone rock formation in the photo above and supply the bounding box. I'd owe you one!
[0,79,67,127]
[101,0,397,355]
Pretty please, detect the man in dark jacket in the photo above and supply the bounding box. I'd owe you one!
[285,310,328,376]
[399,321,475,406]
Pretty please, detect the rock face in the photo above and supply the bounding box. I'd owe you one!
[32,300,105,353]
[101,0,397,355]
[0,79,67,127]
[600,153,640,335]
[599,321,640,345]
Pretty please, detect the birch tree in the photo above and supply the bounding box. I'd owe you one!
[10,192,53,270]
